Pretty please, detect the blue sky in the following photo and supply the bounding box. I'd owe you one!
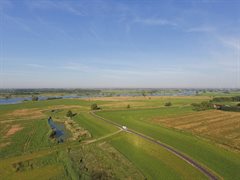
[0,0,240,88]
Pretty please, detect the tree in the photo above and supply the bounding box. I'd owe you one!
[165,102,172,106]
[195,91,199,96]
[5,95,11,99]
[66,110,74,118]
[127,104,130,109]
[32,96,39,101]
[91,103,99,110]
[191,101,213,111]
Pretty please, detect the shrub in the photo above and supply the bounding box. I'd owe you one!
[211,96,240,102]
[91,103,100,110]
[127,104,130,109]
[66,110,77,118]
[165,102,172,106]
[32,96,39,101]
[47,97,63,100]
[191,101,213,111]
[233,96,240,101]
[221,106,240,112]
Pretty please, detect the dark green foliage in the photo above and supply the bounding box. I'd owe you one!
[49,130,57,138]
[164,102,172,106]
[66,110,77,118]
[212,97,231,102]
[142,92,146,97]
[91,103,100,110]
[233,96,240,101]
[32,96,39,101]
[66,110,73,118]
[212,96,240,102]
[47,97,63,100]
[220,106,240,112]
[5,95,11,99]
[191,101,213,111]
[210,96,240,112]
[127,104,130,109]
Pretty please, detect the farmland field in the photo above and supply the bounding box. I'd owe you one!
[0,96,239,179]
[153,110,240,150]
[97,107,240,179]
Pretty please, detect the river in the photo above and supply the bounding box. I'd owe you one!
[0,95,83,105]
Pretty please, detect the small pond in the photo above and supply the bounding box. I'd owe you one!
[48,117,70,143]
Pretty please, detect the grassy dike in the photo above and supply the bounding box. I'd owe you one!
[109,132,207,180]
[97,107,240,180]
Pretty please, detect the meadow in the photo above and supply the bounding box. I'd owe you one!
[0,95,239,179]
[97,107,240,179]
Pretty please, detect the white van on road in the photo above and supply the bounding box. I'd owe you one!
[122,126,127,130]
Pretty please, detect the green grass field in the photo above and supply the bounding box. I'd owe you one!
[97,107,240,179]
[0,96,239,179]
[0,119,52,158]
[73,112,118,138]
[109,132,207,180]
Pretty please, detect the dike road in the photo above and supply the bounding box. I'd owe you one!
[90,111,219,180]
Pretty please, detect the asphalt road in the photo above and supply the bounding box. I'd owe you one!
[90,111,219,180]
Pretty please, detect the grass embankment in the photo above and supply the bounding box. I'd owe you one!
[63,141,145,179]
[110,132,207,180]
[73,112,119,138]
[97,107,240,179]
[72,111,208,179]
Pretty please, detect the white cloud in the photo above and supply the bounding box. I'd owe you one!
[26,0,86,16]
[59,63,91,72]
[26,63,45,68]
[219,37,240,50]
[134,17,177,26]
[186,26,215,33]
[59,62,186,78]
[4,14,40,36]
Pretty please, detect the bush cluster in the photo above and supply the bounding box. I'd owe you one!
[91,103,100,110]
[164,102,172,106]
[31,96,39,101]
[191,101,213,111]
[211,96,240,102]
[66,110,77,118]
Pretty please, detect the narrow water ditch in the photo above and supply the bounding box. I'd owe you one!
[48,117,70,143]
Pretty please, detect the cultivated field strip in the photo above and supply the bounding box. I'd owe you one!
[156,110,240,150]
